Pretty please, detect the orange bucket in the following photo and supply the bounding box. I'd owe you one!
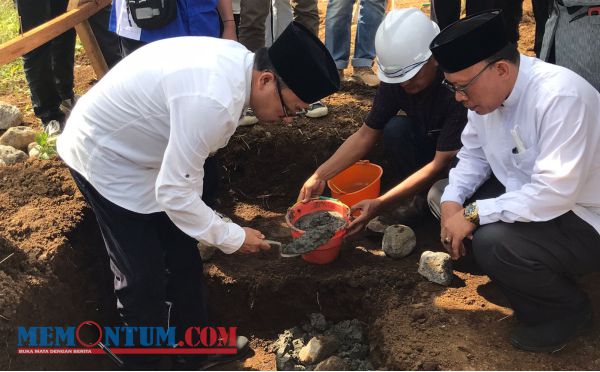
[327,160,383,207]
[285,198,351,264]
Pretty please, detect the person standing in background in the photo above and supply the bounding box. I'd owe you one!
[540,0,599,91]
[324,0,385,88]
[14,0,77,133]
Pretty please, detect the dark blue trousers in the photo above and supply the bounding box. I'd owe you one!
[70,169,215,368]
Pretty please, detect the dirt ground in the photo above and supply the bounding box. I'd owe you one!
[2,0,600,370]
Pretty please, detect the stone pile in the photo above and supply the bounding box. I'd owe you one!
[270,313,373,371]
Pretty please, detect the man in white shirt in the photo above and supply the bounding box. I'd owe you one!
[427,10,600,353]
[57,22,339,368]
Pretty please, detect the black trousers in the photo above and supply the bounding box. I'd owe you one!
[466,177,600,325]
[531,0,550,57]
[382,116,436,185]
[431,0,523,44]
[88,4,122,69]
[70,169,216,368]
[15,0,75,124]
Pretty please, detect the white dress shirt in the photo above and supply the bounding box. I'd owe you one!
[441,55,600,234]
[57,37,253,253]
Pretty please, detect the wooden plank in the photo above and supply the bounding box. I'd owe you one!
[68,0,109,79]
[0,0,111,66]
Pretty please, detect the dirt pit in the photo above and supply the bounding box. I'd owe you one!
[2,123,600,370]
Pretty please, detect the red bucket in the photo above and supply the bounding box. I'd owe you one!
[285,198,351,264]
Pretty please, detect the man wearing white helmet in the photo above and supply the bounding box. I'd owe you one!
[298,8,467,235]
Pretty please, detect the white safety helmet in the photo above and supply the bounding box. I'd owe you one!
[375,8,440,84]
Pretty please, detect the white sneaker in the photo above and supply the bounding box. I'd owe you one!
[304,101,328,118]
[239,107,258,127]
[43,120,62,135]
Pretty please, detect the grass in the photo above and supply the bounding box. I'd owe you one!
[0,0,85,96]
[0,0,27,95]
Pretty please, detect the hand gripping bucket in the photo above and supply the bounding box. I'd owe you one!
[285,197,351,264]
[327,160,383,207]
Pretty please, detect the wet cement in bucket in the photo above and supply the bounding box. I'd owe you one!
[282,211,347,255]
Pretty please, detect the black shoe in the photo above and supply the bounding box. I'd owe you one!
[199,335,250,370]
[510,302,593,353]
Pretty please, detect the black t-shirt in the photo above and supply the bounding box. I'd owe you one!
[364,69,467,152]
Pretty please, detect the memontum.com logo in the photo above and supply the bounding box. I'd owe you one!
[17,321,237,355]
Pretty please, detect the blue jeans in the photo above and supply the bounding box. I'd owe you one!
[324,0,385,69]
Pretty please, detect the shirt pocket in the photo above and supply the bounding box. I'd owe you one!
[510,145,537,175]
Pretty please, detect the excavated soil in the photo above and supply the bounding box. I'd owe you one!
[2,1,600,370]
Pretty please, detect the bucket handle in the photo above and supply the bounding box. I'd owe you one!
[328,160,372,195]
[328,181,347,195]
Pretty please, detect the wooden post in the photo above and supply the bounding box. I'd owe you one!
[68,0,108,79]
[0,0,111,67]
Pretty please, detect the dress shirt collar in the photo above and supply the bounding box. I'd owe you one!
[503,54,530,108]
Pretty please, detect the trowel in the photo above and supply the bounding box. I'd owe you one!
[265,240,300,258]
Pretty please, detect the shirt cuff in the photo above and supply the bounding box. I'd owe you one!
[440,186,464,205]
[218,222,246,254]
[475,198,499,226]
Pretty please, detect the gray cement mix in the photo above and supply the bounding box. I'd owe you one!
[282,211,347,255]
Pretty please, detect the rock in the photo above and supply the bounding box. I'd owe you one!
[0,145,28,165]
[0,159,5,166]
[344,343,368,359]
[356,360,373,370]
[418,251,453,286]
[0,126,37,151]
[0,102,22,130]
[309,313,327,331]
[382,224,416,259]
[332,319,364,343]
[314,356,348,371]
[276,352,294,371]
[29,144,41,158]
[272,329,294,357]
[292,338,304,352]
[197,244,216,261]
[28,142,38,151]
[366,217,388,235]
[298,336,339,364]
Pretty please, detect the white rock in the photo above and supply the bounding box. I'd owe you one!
[298,336,339,364]
[0,102,22,130]
[418,251,453,286]
[28,142,38,151]
[0,145,28,165]
[29,146,41,158]
[382,224,416,259]
[0,126,37,151]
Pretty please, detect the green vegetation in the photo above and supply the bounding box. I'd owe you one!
[0,0,84,96]
[0,0,27,95]
[34,131,57,160]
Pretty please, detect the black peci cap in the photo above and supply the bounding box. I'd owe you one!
[268,22,340,103]
[430,10,508,73]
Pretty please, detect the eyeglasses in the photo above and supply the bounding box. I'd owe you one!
[378,58,429,79]
[442,60,499,97]
[274,76,301,119]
